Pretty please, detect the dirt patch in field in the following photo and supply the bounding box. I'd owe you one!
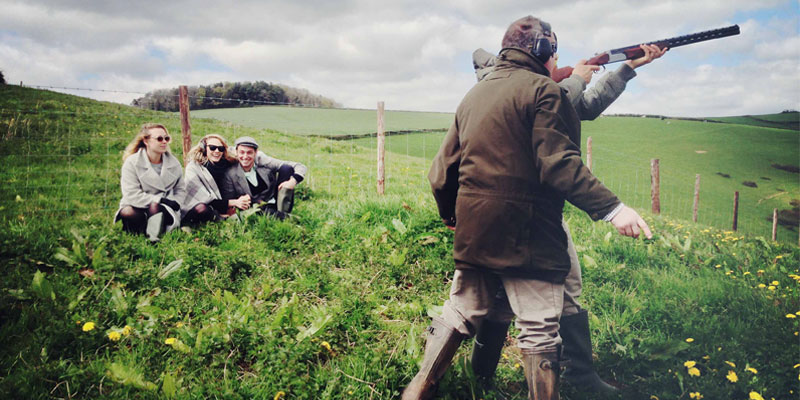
[716,172,731,178]
[761,177,771,180]
[695,150,707,154]
[742,181,758,188]
[768,199,800,231]
[771,163,799,174]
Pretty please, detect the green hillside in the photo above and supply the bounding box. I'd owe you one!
[0,86,798,399]
[191,106,453,137]
[708,111,800,131]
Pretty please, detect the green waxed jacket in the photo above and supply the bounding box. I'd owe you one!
[429,48,620,282]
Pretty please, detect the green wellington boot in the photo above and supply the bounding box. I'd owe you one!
[522,350,560,400]
[561,310,618,394]
[402,318,465,400]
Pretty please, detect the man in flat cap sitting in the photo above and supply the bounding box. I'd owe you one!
[221,136,307,219]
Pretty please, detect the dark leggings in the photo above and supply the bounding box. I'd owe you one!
[118,203,174,234]
[276,164,294,188]
[183,203,219,226]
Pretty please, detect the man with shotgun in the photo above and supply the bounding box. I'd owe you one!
[467,23,738,398]
[469,41,667,398]
[403,15,653,400]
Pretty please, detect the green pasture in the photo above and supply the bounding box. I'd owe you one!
[352,117,800,242]
[709,111,800,131]
[190,106,453,137]
[1,85,799,399]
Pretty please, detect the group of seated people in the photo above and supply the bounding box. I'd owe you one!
[114,123,307,242]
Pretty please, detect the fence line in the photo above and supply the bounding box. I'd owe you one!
[0,97,797,243]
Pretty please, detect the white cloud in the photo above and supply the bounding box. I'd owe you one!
[0,0,797,115]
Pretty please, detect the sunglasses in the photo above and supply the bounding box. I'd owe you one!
[207,144,225,152]
[152,135,171,143]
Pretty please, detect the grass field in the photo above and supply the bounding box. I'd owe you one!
[352,117,800,242]
[709,111,800,131]
[191,106,453,137]
[1,85,799,399]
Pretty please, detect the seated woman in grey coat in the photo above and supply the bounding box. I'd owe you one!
[181,134,252,225]
[115,123,185,242]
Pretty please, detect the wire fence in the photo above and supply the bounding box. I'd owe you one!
[1,84,798,243]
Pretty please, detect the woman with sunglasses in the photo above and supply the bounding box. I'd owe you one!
[181,134,251,225]
[114,123,185,242]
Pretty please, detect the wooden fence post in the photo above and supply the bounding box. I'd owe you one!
[772,208,778,241]
[650,159,660,214]
[732,191,739,231]
[693,174,700,223]
[377,101,385,195]
[586,136,593,172]
[178,86,192,163]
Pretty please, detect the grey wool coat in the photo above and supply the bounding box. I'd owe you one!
[472,48,637,121]
[181,160,222,218]
[220,153,307,205]
[114,148,185,232]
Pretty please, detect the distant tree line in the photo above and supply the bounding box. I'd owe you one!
[0,70,5,85]
[131,81,340,111]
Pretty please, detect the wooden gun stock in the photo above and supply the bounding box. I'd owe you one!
[551,25,739,83]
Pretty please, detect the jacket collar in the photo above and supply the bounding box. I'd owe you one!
[495,48,551,77]
[133,148,182,188]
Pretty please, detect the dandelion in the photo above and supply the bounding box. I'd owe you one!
[745,367,758,374]
[702,355,710,360]
[786,314,797,319]
[794,363,800,369]
[650,396,659,400]
[514,363,520,369]
[107,331,121,341]
[725,271,732,276]
[725,361,736,368]
[768,286,776,291]
[82,322,95,332]
[715,264,722,269]
[771,280,779,286]
[689,392,704,399]
[688,367,700,377]
[743,272,751,276]
[684,361,697,368]
[749,391,764,400]
[122,325,133,336]
[685,338,695,343]
[726,370,738,383]
[274,391,285,400]
[502,353,509,360]
[165,337,177,345]
[757,284,766,288]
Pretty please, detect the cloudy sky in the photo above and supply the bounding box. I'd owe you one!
[1,0,798,117]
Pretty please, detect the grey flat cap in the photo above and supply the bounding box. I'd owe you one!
[234,136,259,149]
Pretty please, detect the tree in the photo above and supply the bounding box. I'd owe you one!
[0,70,5,85]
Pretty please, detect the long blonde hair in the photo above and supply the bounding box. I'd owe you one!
[185,134,237,165]
[122,123,170,162]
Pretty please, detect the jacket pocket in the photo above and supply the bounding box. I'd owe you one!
[453,193,533,269]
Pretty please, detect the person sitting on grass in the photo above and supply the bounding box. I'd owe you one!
[114,123,185,242]
[182,134,255,225]
[220,136,307,219]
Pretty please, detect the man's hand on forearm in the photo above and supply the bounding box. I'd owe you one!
[610,206,653,239]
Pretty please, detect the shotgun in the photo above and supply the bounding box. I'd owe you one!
[552,25,740,82]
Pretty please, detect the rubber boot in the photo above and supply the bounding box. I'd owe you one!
[471,319,512,399]
[560,310,618,394]
[277,187,294,213]
[145,212,165,243]
[522,350,560,400]
[402,318,465,400]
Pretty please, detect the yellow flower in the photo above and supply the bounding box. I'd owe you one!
[743,272,751,276]
[767,286,776,291]
[702,355,710,360]
[757,284,766,288]
[690,392,704,399]
[514,363,520,369]
[165,337,177,345]
[715,264,722,269]
[793,363,800,369]
[321,341,331,351]
[746,367,758,374]
[786,314,797,319]
[726,370,738,383]
[107,331,121,341]
[775,255,783,259]
[771,280,779,286]
[725,271,732,276]
[685,338,695,343]
[122,325,133,336]
[274,391,285,400]
[650,396,660,400]
[688,367,700,377]
[749,391,764,400]
[502,353,509,360]
[725,361,736,368]
[684,361,697,368]
[82,322,95,332]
